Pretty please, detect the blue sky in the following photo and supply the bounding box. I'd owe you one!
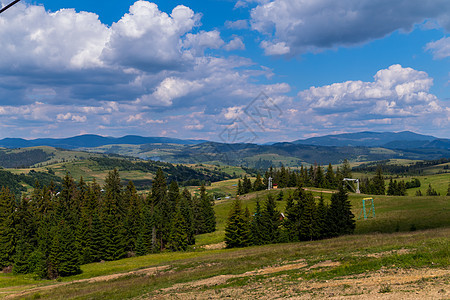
[0,0,449,142]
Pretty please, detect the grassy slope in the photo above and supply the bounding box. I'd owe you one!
[1,228,448,299]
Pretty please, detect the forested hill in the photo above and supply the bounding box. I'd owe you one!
[0,134,206,149]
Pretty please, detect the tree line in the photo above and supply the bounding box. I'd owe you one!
[237,160,354,195]
[225,187,355,248]
[0,168,215,278]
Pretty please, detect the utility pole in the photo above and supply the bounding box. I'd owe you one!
[0,0,21,14]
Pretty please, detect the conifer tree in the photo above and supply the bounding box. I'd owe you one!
[298,192,318,241]
[372,166,385,195]
[180,188,195,245]
[316,195,328,239]
[123,181,141,253]
[260,195,280,244]
[253,173,265,191]
[0,187,16,268]
[283,193,300,242]
[168,206,188,251]
[314,164,325,188]
[250,200,264,245]
[341,159,352,179]
[102,169,126,260]
[224,198,250,248]
[89,211,105,262]
[199,184,216,233]
[328,187,355,237]
[325,163,335,188]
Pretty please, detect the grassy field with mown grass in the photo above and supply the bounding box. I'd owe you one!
[2,227,448,299]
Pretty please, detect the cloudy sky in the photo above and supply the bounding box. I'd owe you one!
[0,0,449,142]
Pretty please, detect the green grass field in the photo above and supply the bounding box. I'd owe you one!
[1,227,448,299]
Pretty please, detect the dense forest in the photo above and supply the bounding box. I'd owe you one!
[225,187,355,248]
[237,160,354,195]
[0,169,215,278]
[353,158,450,175]
[90,157,234,187]
[0,149,53,168]
[0,169,61,199]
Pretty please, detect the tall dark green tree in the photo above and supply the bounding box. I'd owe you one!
[168,206,188,251]
[372,166,385,195]
[102,169,126,260]
[328,187,355,237]
[180,188,195,245]
[325,163,335,188]
[250,200,265,245]
[260,195,280,244]
[0,187,16,268]
[224,198,251,248]
[253,173,265,191]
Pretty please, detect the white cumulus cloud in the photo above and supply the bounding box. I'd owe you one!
[251,0,450,55]
[298,64,441,117]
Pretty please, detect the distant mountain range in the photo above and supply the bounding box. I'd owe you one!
[1,131,448,150]
[0,134,207,149]
[291,131,450,149]
[0,131,449,167]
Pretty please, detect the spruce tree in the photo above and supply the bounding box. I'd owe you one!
[328,187,355,237]
[341,159,352,179]
[283,193,300,242]
[180,188,195,245]
[199,184,216,233]
[250,200,264,245]
[225,198,250,248]
[103,169,126,260]
[316,195,328,239]
[253,173,265,191]
[372,166,385,195]
[0,187,16,268]
[260,195,280,244]
[123,181,141,253]
[168,206,188,251]
[298,192,318,241]
[325,163,335,188]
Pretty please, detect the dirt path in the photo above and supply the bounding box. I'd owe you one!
[1,265,169,299]
[149,267,450,299]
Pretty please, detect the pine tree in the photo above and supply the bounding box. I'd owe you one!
[260,195,280,244]
[253,173,265,191]
[250,200,264,245]
[199,184,216,233]
[283,193,300,242]
[0,187,16,268]
[150,168,167,251]
[102,169,126,260]
[123,181,141,253]
[325,163,335,188]
[372,166,385,195]
[89,211,105,262]
[298,191,318,241]
[341,159,352,179]
[168,206,188,251]
[314,164,325,188]
[316,195,328,239]
[224,198,250,248]
[328,187,355,237]
[180,188,195,245]
[237,179,243,195]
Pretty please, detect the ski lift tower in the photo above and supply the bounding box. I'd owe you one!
[343,178,360,193]
[268,176,273,190]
